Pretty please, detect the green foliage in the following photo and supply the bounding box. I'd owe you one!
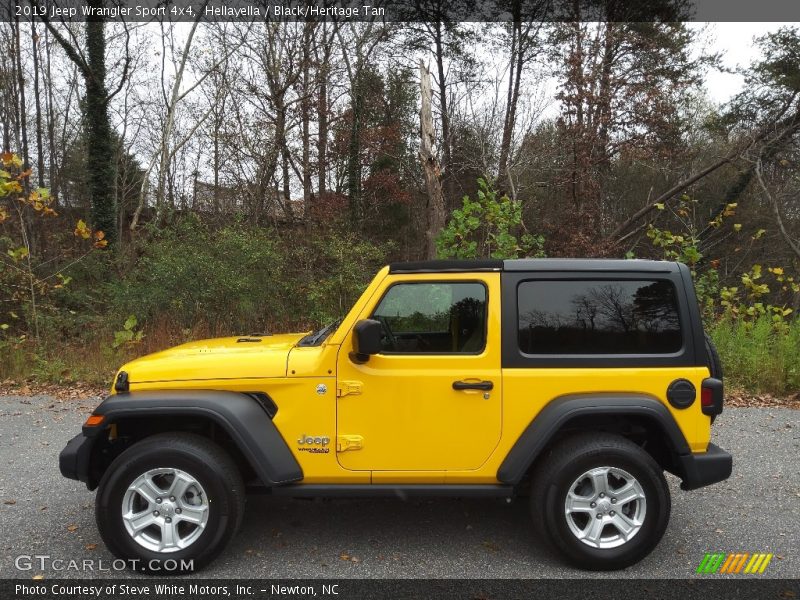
[645,219,719,320]
[709,316,800,394]
[645,195,800,394]
[108,217,389,333]
[112,315,144,349]
[286,231,389,325]
[110,218,284,331]
[1,216,391,384]
[644,198,797,330]
[0,339,28,380]
[436,178,545,260]
[0,152,106,342]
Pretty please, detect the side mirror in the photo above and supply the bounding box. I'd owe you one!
[351,319,382,363]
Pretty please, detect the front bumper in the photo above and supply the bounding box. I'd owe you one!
[678,443,732,490]
[59,433,96,488]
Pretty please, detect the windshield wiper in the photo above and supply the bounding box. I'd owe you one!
[297,319,342,347]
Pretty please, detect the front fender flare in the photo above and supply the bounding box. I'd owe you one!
[496,394,691,484]
[88,390,303,486]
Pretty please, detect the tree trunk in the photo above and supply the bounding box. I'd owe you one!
[433,23,452,207]
[30,21,45,188]
[42,1,119,240]
[213,112,220,210]
[13,15,30,179]
[44,24,59,201]
[1,48,11,152]
[316,24,331,200]
[568,18,585,211]
[84,8,116,240]
[275,96,293,220]
[346,72,363,222]
[301,25,313,218]
[420,61,446,260]
[498,21,519,186]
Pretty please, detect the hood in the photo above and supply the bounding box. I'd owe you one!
[119,333,306,384]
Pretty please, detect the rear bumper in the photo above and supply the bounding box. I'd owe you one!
[59,433,95,487]
[678,443,732,490]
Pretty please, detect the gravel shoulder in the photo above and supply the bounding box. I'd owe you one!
[0,393,797,579]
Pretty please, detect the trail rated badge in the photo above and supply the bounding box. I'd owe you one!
[696,552,774,574]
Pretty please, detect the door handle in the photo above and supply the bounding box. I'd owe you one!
[452,380,494,391]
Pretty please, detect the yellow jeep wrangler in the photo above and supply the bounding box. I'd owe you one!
[60,259,731,572]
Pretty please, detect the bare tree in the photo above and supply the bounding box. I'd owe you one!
[420,61,445,259]
[497,17,544,189]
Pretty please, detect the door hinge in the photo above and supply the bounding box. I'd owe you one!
[337,380,363,398]
[337,435,364,452]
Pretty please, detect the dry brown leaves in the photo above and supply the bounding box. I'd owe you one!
[725,388,800,409]
[0,380,106,401]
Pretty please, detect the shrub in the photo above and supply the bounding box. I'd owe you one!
[109,218,284,332]
[436,177,545,260]
[709,316,800,394]
[108,218,389,334]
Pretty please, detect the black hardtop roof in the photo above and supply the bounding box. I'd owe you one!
[388,258,681,274]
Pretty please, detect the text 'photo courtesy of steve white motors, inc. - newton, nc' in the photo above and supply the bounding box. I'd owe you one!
[12,2,385,20]
[14,583,338,598]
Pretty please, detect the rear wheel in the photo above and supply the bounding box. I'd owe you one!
[530,433,670,570]
[95,432,245,573]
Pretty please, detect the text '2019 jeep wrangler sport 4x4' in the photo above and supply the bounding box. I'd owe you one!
[60,259,731,572]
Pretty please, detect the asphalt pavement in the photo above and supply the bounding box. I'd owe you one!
[0,393,797,579]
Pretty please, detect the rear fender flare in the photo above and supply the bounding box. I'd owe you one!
[497,394,691,484]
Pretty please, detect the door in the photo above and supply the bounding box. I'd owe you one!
[335,273,502,472]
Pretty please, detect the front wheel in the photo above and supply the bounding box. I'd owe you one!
[530,433,671,570]
[95,432,245,573]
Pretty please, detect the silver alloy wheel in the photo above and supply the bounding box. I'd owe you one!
[121,467,210,553]
[564,466,647,549]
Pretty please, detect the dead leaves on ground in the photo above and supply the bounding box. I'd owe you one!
[339,553,361,563]
[725,388,800,409]
[0,380,105,403]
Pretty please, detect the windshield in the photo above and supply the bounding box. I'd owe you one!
[297,318,342,347]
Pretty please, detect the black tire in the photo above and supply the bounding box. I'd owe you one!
[705,332,723,380]
[530,432,670,570]
[95,432,245,574]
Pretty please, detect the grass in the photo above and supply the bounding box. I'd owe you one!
[708,316,800,395]
[0,316,245,386]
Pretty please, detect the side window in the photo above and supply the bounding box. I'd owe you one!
[518,279,682,355]
[372,282,487,353]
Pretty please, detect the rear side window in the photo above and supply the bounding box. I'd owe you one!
[517,280,682,355]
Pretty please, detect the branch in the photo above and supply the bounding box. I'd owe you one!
[756,156,800,262]
[607,150,739,243]
[104,18,132,105]
[39,249,98,282]
[609,94,800,243]
[35,11,90,76]
[175,25,250,104]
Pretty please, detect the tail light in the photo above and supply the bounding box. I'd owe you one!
[701,378,724,419]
